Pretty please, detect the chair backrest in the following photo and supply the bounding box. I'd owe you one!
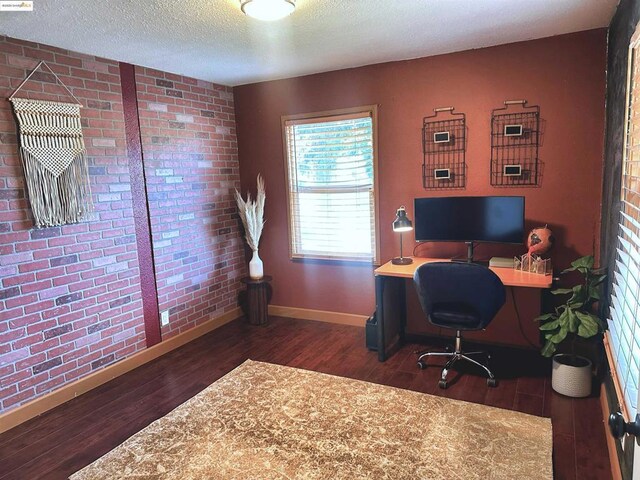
[413,262,506,329]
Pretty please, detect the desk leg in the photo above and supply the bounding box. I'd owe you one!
[376,275,387,361]
[375,275,406,362]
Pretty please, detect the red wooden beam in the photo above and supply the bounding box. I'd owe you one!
[119,62,161,347]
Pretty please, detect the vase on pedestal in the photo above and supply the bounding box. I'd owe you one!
[249,249,264,279]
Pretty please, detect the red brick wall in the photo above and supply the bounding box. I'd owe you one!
[0,37,146,411]
[0,37,244,414]
[135,67,245,338]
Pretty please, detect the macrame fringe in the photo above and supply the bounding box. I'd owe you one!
[20,147,93,228]
[10,98,93,228]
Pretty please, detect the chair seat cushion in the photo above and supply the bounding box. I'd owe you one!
[429,302,484,330]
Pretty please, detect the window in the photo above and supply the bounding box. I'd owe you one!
[282,106,379,262]
[607,27,640,421]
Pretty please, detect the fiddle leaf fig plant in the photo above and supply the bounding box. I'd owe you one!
[536,255,606,357]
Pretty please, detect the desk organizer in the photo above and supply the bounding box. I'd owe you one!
[514,254,552,275]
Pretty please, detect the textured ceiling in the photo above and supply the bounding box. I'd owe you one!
[0,0,618,86]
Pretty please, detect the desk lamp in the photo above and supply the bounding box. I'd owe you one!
[392,206,413,265]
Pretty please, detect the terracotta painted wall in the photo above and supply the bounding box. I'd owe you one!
[234,29,607,318]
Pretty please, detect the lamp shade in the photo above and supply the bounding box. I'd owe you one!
[241,0,295,21]
[393,206,413,232]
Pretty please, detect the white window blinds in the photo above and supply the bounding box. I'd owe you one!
[282,107,379,262]
[607,28,640,421]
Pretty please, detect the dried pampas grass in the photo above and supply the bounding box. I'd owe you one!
[234,174,265,251]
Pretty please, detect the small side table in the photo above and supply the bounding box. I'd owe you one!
[240,276,272,326]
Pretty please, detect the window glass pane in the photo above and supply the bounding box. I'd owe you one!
[292,119,373,189]
[617,351,630,391]
[295,191,374,256]
[284,109,377,262]
[630,353,640,392]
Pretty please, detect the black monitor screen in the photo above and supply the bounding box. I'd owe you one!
[413,196,525,244]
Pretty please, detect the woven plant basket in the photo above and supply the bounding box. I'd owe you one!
[551,354,592,398]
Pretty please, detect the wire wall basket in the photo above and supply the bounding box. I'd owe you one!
[422,107,466,189]
[490,100,540,187]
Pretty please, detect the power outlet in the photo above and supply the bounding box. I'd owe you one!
[160,310,169,327]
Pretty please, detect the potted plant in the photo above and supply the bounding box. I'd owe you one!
[535,255,606,397]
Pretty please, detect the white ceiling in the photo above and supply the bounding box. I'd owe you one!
[0,0,618,86]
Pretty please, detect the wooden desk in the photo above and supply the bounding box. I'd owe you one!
[373,257,552,361]
[375,257,552,288]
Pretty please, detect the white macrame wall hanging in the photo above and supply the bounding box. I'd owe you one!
[9,61,93,228]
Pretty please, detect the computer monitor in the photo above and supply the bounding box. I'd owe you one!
[413,196,525,246]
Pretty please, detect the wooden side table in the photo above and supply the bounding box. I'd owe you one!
[240,276,272,326]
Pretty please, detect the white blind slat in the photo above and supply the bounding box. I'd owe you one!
[284,110,377,262]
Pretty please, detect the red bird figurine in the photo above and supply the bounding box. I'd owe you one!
[526,225,554,257]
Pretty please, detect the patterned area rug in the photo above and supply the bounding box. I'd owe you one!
[70,360,552,479]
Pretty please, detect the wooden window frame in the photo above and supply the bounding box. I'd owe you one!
[281,105,380,264]
[605,24,640,423]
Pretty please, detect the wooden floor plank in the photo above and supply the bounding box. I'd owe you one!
[543,379,575,437]
[517,375,547,397]
[514,392,545,417]
[573,392,613,480]
[0,316,611,480]
[553,433,578,480]
[484,377,517,410]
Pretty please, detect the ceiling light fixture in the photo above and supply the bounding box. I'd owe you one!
[240,0,295,21]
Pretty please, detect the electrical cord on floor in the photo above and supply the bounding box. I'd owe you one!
[510,287,540,349]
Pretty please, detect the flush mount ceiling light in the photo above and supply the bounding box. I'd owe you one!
[240,0,295,21]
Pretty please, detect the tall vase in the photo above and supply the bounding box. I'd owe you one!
[249,249,264,279]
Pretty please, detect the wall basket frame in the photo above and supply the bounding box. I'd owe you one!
[490,100,540,187]
[422,107,466,190]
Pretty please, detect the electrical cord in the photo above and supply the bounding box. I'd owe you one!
[413,241,485,260]
[510,287,539,349]
[413,241,429,257]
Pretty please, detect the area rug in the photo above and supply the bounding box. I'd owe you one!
[70,360,552,479]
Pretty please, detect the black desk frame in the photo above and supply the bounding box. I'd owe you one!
[375,275,407,362]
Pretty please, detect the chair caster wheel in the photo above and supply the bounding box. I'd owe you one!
[438,380,448,389]
[417,361,426,370]
[487,378,498,387]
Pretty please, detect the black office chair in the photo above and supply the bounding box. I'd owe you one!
[413,262,506,389]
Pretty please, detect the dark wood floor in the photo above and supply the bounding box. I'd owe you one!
[0,316,612,479]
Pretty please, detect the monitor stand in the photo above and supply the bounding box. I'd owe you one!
[465,241,474,263]
[451,242,488,265]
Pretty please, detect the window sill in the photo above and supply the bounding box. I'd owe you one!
[291,255,380,268]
